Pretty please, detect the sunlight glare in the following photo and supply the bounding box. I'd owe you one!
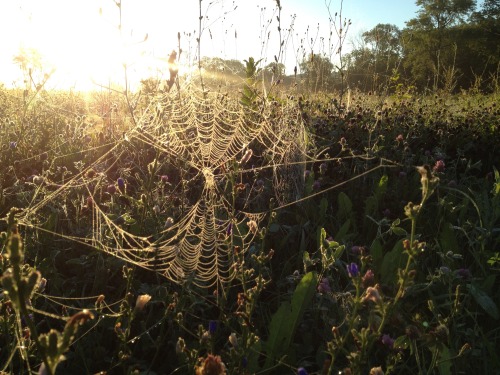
[1,0,198,91]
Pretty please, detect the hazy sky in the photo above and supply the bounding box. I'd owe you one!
[0,1,430,90]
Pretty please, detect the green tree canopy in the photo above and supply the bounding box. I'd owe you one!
[403,0,477,90]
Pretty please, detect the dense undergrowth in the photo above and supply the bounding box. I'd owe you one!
[0,78,499,375]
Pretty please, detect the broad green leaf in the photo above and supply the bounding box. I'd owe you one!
[370,239,384,271]
[319,197,328,221]
[467,283,499,319]
[437,345,452,375]
[337,192,352,220]
[391,226,407,236]
[439,222,458,254]
[334,219,351,242]
[380,240,407,284]
[264,271,318,369]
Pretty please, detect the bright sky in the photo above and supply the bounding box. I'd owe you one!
[0,0,422,91]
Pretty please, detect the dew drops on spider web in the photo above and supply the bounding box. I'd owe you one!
[17,81,322,287]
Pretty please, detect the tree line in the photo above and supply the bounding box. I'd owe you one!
[306,0,500,93]
[146,0,498,95]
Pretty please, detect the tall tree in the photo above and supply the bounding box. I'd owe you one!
[403,0,477,90]
[414,0,476,30]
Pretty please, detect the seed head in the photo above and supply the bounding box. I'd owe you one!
[362,285,382,304]
[240,149,253,165]
[134,294,151,313]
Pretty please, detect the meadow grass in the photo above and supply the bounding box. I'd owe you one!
[0,69,499,375]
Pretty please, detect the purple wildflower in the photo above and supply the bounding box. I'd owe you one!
[117,177,125,190]
[381,334,395,349]
[297,368,309,375]
[347,262,359,278]
[351,246,366,256]
[208,320,217,334]
[456,268,472,280]
[318,278,332,293]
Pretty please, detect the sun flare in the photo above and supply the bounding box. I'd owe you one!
[1,0,202,91]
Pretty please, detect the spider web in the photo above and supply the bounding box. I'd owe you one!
[17,79,310,288]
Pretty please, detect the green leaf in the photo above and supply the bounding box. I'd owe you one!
[467,283,499,319]
[264,271,318,369]
[337,192,352,220]
[439,222,458,254]
[364,196,378,217]
[42,212,58,231]
[365,174,388,217]
[269,223,280,233]
[393,335,410,350]
[391,226,407,236]
[376,174,389,197]
[437,345,452,375]
[380,240,407,284]
[319,197,328,222]
[370,239,384,271]
[334,219,351,242]
[247,340,263,373]
[303,251,312,270]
